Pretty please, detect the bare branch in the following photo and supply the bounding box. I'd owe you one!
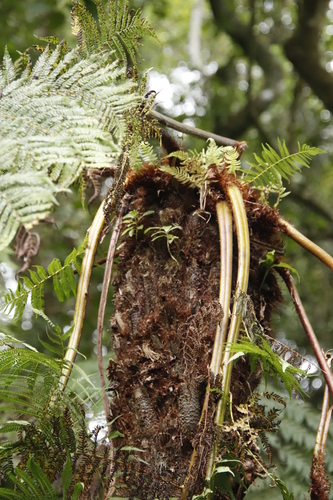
[278,268,333,400]
[148,109,247,149]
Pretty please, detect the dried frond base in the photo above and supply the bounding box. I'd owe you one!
[310,451,331,500]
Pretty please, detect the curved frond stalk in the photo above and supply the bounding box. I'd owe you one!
[202,202,233,494]
[278,217,333,271]
[311,356,332,499]
[210,201,233,378]
[59,201,106,391]
[216,185,250,426]
[182,202,233,500]
[97,200,127,422]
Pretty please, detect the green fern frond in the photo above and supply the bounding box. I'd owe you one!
[203,138,241,173]
[0,332,100,426]
[0,333,110,497]
[0,173,60,252]
[160,148,206,189]
[137,141,158,166]
[228,336,307,397]
[0,243,86,322]
[0,1,158,252]
[242,139,325,188]
[166,150,190,163]
[161,140,241,191]
[4,457,58,499]
[160,163,206,189]
[0,336,62,419]
[1,47,15,85]
[0,43,139,250]
[72,0,157,65]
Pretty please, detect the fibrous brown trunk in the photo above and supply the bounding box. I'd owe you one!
[108,166,283,499]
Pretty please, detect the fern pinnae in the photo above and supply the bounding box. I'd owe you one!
[242,139,325,188]
[0,47,15,86]
[0,245,85,322]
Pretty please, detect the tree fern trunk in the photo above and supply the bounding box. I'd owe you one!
[107,166,283,499]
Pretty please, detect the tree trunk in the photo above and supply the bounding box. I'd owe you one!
[108,166,283,499]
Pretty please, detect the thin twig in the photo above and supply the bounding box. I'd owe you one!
[97,199,128,422]
[278,217,333,271]
[148,109,247,149]
[278,268,333,399]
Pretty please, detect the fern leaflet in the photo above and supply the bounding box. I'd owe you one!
[228,336,307,397]
[0,241,86,322]
[160,139,241,190]
[71,0,157,65]
[241,139,325,188]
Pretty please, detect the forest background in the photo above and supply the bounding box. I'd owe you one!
[1,0,333,498]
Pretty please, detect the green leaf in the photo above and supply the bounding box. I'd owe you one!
[71,482,84,500]
[0,489,22,499]
[120,446,145,452]
[192,489,214,500]
[242,140,325,189]
[61,451,72,498]
[0,420,30,434]
[108,430,124,439]
[12,467,43,498]
[228,337,307,397]
[273,476,295,500]
[38,338,62,356]
[27,457,56,497]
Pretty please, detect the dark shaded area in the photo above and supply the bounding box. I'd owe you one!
[284,0,333,114]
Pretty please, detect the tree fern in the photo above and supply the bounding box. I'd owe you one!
[242,139,325,189]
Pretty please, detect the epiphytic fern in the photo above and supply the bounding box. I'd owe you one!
[241,139,324,194]
[160,139,241,190]
[228,336,307,397]
[0,241,86,323]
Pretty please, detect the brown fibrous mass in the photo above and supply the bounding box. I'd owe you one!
[107,164,283,499]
